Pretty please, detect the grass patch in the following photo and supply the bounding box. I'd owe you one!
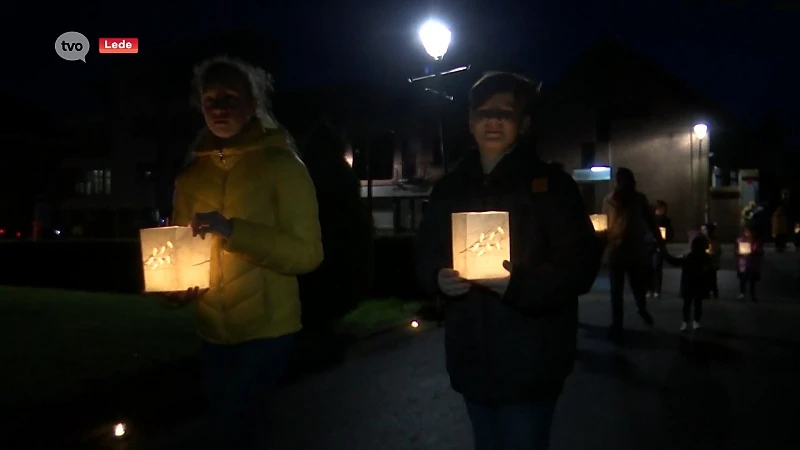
[336,297,422,338]
[0,287,421,413]
[0,286,198,412]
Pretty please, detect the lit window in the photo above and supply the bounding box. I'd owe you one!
[104,170,112,194]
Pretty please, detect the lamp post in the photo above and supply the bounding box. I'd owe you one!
[694,123,709,222]
[410,19,470,175]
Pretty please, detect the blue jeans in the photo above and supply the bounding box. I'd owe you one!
[201,334,294,450]
[465,398,557,450]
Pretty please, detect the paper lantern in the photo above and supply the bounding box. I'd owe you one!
[451,211,511,281]
[589,214,608,232]
[139,226,213,292]
[659,227,667,240]
[738,242,752,256]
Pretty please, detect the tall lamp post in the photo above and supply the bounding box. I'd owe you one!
[694,123,709,222]
[410,19,470,174]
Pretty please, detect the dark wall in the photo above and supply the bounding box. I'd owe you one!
[0,242,145,293]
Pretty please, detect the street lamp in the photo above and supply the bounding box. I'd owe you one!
[410,19,469,174]
[694,123,708,141]
[694,123,709,221]
[419,20,451,60]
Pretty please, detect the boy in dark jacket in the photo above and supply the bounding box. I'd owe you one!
[414,72,600,450]
[664,235,714,331]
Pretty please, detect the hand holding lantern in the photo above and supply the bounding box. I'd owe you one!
[191,211,233,240]
[473,261,513,297]
[437,269,471,296]
[152,286,209,309]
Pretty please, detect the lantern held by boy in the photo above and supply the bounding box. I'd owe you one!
[139,226,213,292]
[659,227,667,240]
[451,211,511,281]
[589,214,608,232]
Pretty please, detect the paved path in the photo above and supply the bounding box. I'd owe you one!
[140,261,800,450]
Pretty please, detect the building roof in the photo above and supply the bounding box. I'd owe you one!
[544,36,743,129]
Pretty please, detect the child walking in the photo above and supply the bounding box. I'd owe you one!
[735,226,763,302]
[701,222,722,299]
[664,235,714,331]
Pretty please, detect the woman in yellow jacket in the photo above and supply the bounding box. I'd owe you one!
[158,56,323,449]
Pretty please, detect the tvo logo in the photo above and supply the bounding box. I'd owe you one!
[55,31,90,63]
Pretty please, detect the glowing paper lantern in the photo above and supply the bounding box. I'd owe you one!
[738,242,752,256]
[589,214,608,232]
[139,226,213,292]
[451,211,511,281]
[659,227,667,240]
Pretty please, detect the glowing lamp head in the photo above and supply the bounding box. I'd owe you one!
[410,320,420,328]
[419,20,451,60]
[694,123,708,140]
[114,422,126,437]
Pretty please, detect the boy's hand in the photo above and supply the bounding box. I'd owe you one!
[437,269,471,297]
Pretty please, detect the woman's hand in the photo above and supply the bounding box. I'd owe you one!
[150,287,208,309]
[191,211,233,240]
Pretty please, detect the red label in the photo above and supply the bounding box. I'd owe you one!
[98,38,139,54]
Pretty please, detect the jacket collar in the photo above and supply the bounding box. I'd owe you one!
[458,141,542,183]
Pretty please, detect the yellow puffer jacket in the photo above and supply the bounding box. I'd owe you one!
[172,122,323,344]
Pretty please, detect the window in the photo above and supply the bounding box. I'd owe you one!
[104,170,112,194]
[77,169,112,195]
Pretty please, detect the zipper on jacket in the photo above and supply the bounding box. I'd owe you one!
[217,150,228,320]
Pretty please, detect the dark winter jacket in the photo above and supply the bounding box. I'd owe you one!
[664,236,714,299]
[414,145,600,404]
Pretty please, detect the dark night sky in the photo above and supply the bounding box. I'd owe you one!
[4,0,799,138]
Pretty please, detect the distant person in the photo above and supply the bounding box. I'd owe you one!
[794,221,800,252]
[154,56,323,450]
[647,199,674,298]
[701,222,722,299]
[602,167,664,344]
[772,204,789,252]
[415,71,601,450]
[735,225,763,302]
[664,234,714,331]
[742,201,757,226]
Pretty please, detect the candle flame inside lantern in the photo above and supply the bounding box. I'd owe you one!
[114,422,126,437]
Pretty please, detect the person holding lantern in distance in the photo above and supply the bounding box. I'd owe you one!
[154,56,323,450]
[414,71,601,450]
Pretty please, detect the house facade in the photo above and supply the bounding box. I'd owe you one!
[534,38,747,241]
[57,115,160,238]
